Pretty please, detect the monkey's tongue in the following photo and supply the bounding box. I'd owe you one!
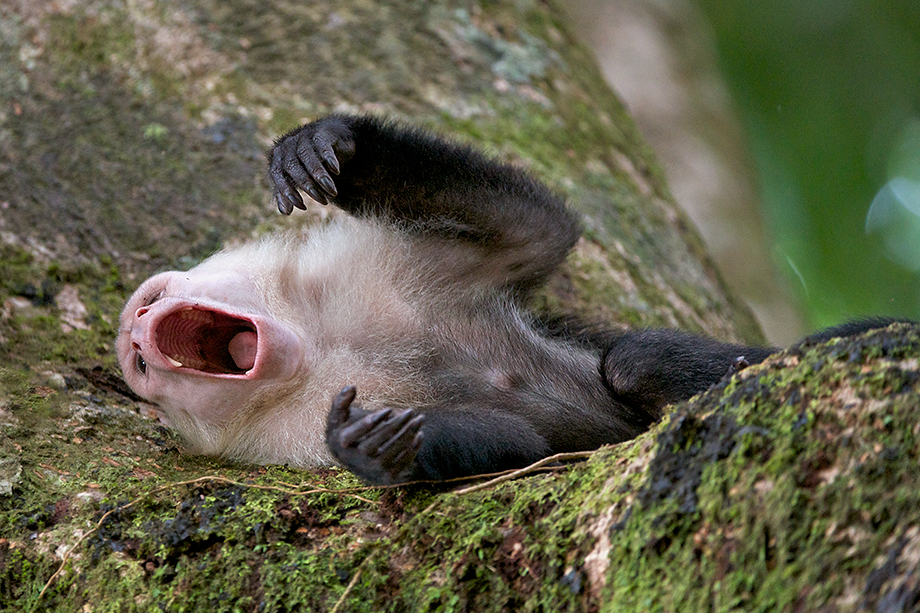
[228,331,257,371]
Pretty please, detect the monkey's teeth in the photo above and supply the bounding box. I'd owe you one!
[166,355,183,367]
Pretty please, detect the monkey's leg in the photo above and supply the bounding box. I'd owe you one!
[601,329,774,420]
[797,317,915,345]
[602,319,917,419]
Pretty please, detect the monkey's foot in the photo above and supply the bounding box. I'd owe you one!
[325,386,424,485]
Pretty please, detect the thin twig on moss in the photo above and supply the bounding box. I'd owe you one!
[452,451,593,495]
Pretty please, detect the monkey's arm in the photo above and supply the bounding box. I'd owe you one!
[268,114,580,290]
[326,387,551,485]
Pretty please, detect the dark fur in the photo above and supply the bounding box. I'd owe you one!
[264,115,907,484]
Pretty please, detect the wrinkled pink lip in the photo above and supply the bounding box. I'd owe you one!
[151,304,261,379]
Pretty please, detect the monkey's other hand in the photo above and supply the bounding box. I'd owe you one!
[269,116,357,214]
[325,386,424,486]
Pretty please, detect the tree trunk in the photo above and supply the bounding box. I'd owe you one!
[1,1,917,611]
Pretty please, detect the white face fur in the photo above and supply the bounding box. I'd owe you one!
[117,219,435,467]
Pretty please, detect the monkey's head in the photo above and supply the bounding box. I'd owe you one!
[114,224,428,467]
[117,264,308,453]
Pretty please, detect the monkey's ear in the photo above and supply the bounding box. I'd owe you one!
[325,386,424,485]
[267,116,357,214]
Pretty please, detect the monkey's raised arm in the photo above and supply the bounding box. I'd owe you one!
[268,115,581,290]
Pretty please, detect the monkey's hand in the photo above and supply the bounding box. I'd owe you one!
[325,386,425,485]
[269,116,357,214]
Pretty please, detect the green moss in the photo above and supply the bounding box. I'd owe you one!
[46,12,136,73]
[4,325,916,611]
[0,242,125,377]
[45,8,184,103]
[581,324,920,612]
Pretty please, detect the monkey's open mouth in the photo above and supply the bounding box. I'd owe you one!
[155,307,258,375]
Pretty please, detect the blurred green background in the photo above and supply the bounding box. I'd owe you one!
[694,0,920,327]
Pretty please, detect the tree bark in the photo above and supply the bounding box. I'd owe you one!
[1,1,917,612]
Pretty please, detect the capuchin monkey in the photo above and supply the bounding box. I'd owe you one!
[117,114,906,485]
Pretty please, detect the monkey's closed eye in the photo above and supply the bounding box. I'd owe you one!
[144,290,164,307]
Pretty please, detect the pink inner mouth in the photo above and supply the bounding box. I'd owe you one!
[155,307,257,374]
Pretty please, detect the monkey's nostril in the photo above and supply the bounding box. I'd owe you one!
[136,307,149,318]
